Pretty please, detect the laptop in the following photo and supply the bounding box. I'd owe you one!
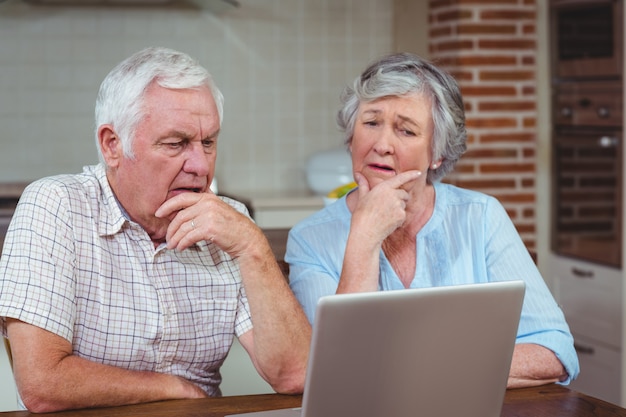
[227,280,525,417]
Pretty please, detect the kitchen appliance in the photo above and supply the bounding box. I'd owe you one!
[551,81,623,267]
[305,148,353,195]
[550,0,623,80]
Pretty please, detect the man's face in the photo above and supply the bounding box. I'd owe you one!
[104,83,220,243]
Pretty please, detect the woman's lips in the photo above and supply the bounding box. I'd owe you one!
[367,163,396,175]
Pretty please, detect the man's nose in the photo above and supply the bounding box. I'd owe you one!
[183,143,211,176]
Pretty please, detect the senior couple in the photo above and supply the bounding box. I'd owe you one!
[0,47,578,412]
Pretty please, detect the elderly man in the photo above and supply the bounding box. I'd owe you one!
[0,47,310,412]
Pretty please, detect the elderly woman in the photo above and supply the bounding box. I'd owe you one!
[285,52,579,389]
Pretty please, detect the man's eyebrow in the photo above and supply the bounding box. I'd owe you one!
[159,130,190,140]
[205,129,220,140]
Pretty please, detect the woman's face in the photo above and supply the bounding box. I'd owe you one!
[350,92,438,191]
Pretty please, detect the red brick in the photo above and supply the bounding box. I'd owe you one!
[514,223,536,234]
[433,39,475,52]
[464,148,518,158]
[429,26,452,38]
[449,70,474,81]
[492,192,536,204]
[461,86,517,96]
[523,23,536,34]
[478,101,536,111]
[466,118,518,128]
[469,0,519,3]
[480,133,535,143]
[457,23,517,35]
[480,163,536,174]
[453,163,476,174]
[479,39,536,49]
[455,179,517,189]
[429,0,539,250]
[435,55,517,66]
[480,10,536,20]
[434,9,474,23]
[479,70,535,81]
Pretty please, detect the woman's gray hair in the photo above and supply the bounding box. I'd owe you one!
[94,46,224,162]
[337,52,467,183]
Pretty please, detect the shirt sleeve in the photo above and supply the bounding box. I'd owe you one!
[483,198,580,384]
[286,218,347,324]
[0,180,78,342]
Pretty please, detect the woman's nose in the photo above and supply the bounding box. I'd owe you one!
[373,128,395,154]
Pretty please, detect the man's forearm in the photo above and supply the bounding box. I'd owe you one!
[7,318,206,412]
[16,355,206,412]
[237,239,311,394]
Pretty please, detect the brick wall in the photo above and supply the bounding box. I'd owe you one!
[429,0,538,252]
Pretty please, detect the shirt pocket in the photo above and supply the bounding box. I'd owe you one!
[188,297,238,367]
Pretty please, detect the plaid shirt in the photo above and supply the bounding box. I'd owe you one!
[0,164,253,396]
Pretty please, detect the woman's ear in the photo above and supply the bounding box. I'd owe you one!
[98,125,122,168]
[431,158,444,169]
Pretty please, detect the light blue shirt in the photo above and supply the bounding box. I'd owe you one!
[286,182,579,384]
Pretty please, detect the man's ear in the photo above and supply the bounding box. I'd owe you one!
[98,125,122,168]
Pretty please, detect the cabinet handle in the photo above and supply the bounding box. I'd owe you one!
[599,136,618,147]
[571,267,594,279]
[574,343,595,355]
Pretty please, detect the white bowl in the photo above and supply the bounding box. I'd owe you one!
[306,148,353,195]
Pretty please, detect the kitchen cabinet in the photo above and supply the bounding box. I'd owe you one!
[551,256,622,404]
[544,0,625,406]
[246,193,324,230]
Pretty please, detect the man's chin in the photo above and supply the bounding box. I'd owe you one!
[145,219,171,243]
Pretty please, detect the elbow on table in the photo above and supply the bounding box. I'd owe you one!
[266,363,307,395]
[19,384,69,414]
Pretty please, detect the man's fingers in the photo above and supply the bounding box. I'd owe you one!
[155,191,212,218]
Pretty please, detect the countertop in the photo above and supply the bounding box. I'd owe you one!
[0,182,29,199]
[222,189,326,230]
[1,384,624,416]
[223,189,325,209]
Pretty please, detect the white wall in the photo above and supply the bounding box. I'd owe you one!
[0,342,18,412]
[0,0,393,195]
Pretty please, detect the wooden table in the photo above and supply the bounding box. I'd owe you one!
[1,384,624,416]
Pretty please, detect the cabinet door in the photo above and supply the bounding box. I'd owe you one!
[552,256,622,348]
[569,333,622,406]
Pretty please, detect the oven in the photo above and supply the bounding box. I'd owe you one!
[550,0,623,80]
[551,81,623,267]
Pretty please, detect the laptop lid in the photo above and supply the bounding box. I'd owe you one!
[228,280,525,417]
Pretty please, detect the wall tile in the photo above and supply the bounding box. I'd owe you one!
[0,0,393,191]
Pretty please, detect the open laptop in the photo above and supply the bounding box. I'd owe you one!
[228,280,525,417]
